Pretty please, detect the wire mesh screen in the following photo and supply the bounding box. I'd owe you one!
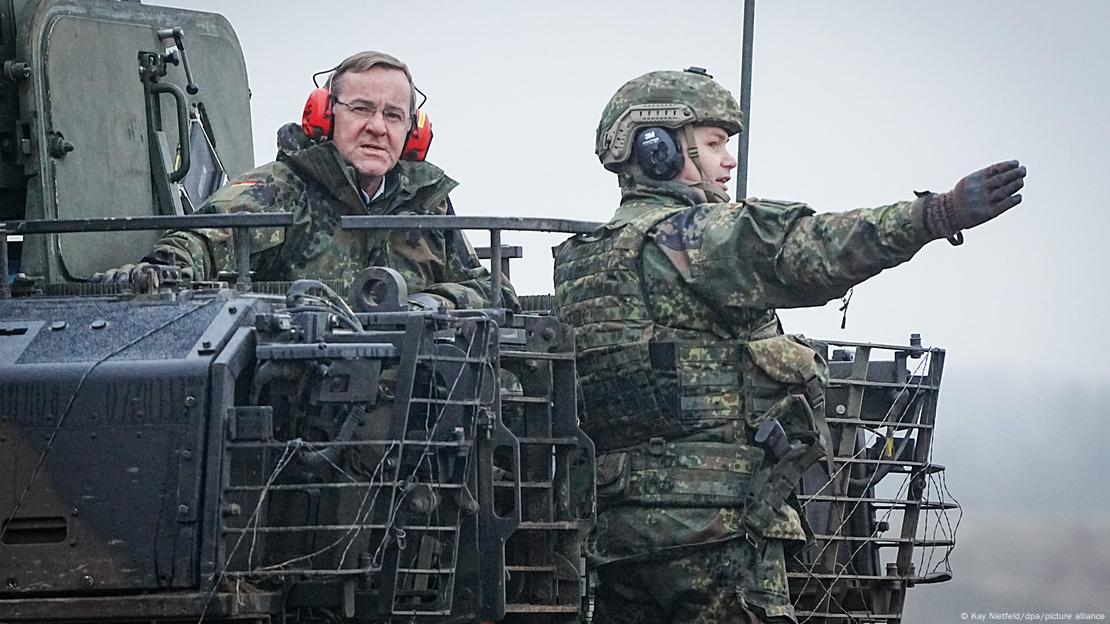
[217,311,593,622]
[219,315,496,617]
[789,339,959,624]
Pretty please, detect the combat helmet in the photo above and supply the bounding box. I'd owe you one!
[595,67,743,173]
[594,67,741,168]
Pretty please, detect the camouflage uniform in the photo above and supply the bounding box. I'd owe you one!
[554,69,942,624]
[148,123,517,309]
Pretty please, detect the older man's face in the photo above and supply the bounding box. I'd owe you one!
[331,66,411,190]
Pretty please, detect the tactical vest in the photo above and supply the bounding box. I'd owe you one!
[555,204,786,451]
[555,202,829,538]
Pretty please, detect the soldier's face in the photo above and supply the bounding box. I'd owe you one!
[331,66,412,186]
[678,126,737,200]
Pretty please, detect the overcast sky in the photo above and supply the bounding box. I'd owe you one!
[159,1,1110,617]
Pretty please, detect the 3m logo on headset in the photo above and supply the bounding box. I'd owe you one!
[301,87,433,162]
[633,126,683,180]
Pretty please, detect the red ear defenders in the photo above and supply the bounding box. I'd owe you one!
[403,109,432,161]
[301,87,333,141]
[301,87,433,162]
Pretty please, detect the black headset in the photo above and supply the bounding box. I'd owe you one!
[632,126,683,180]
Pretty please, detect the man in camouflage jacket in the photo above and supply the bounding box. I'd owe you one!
[104,51,516,310]
[553,68,1024,624]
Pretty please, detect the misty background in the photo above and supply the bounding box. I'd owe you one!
[161,1,1110,619]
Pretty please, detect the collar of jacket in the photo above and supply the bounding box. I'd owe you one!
[375,160,459,216]
[614,181,702,224]
[275,123,457,215]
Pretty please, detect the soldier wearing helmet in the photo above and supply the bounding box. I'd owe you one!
[554,68,1025,624]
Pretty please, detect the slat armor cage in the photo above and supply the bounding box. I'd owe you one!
[220,310,595,623]
[789,339,959,624]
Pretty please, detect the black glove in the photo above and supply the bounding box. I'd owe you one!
[91,262,180,291]
[926,160,1026,242]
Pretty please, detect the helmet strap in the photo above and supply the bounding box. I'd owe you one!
[682,125,730,203]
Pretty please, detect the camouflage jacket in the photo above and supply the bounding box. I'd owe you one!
[555,182,937,566]
[148,126,517,310]
[610,182,934,313]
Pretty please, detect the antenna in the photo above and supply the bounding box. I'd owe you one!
[737,0,755,199]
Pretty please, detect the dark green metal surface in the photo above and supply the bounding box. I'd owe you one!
[4,0,254,283]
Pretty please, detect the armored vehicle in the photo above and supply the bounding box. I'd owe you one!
[0,1,960,622]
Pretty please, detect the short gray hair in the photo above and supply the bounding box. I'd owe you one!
[327,50,416,116]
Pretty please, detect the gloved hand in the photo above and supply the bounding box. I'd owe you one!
[91,262,180,291]
[926,160,1026,241]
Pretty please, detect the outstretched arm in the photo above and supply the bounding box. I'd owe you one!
[658,160,1026,311]
[775,160,1027,305]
